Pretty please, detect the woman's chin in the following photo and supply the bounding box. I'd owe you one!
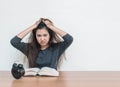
[40,44,49,49]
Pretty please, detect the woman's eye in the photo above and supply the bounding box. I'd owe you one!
[37,35,41,37]
[44,34,47,37]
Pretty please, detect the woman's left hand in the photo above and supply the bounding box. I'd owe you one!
[42,19,54,28]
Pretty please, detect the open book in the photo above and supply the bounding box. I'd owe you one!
[24,67,59,77]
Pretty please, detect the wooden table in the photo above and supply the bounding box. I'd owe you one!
[0,71,120,87]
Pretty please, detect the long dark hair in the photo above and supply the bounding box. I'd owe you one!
[27,20,61,68]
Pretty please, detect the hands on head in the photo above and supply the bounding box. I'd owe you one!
[34,18,54,28]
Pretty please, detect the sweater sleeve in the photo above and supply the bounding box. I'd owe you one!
[58,34,73,54]
[10,36,28,56]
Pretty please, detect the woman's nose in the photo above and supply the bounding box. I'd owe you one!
[41,36,44,40]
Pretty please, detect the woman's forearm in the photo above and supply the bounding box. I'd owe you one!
[17,19,41,39]
[48,25,67,37]
[42,19,67,37]
[17,24,36,39]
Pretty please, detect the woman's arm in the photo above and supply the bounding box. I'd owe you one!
[43,20,67,37]
[17,19,41,39]
[10,19,41,55]
[48,26,67,37]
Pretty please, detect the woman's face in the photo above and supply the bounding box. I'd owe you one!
[36,28,50,49]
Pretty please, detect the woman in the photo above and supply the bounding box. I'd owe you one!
[11,18,73,70]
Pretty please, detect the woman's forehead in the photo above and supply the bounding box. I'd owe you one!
[36,28,49,34]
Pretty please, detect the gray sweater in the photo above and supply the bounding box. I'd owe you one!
[10,34,73,69]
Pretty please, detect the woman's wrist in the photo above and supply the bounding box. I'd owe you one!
[47,25,55,29]
[31,24,37,29]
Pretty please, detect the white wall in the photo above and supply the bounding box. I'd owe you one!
[0,0,120,71]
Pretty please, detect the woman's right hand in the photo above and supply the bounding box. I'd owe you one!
[33,18,42,28]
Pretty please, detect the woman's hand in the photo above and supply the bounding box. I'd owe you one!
[42,18,67,37]
[42,18,54,28]
[33,18,42,28]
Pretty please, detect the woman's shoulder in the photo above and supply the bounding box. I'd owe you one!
[50,42,61,48]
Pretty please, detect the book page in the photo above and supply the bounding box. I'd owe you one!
[38,67,59,76]
[24,68,40,76]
